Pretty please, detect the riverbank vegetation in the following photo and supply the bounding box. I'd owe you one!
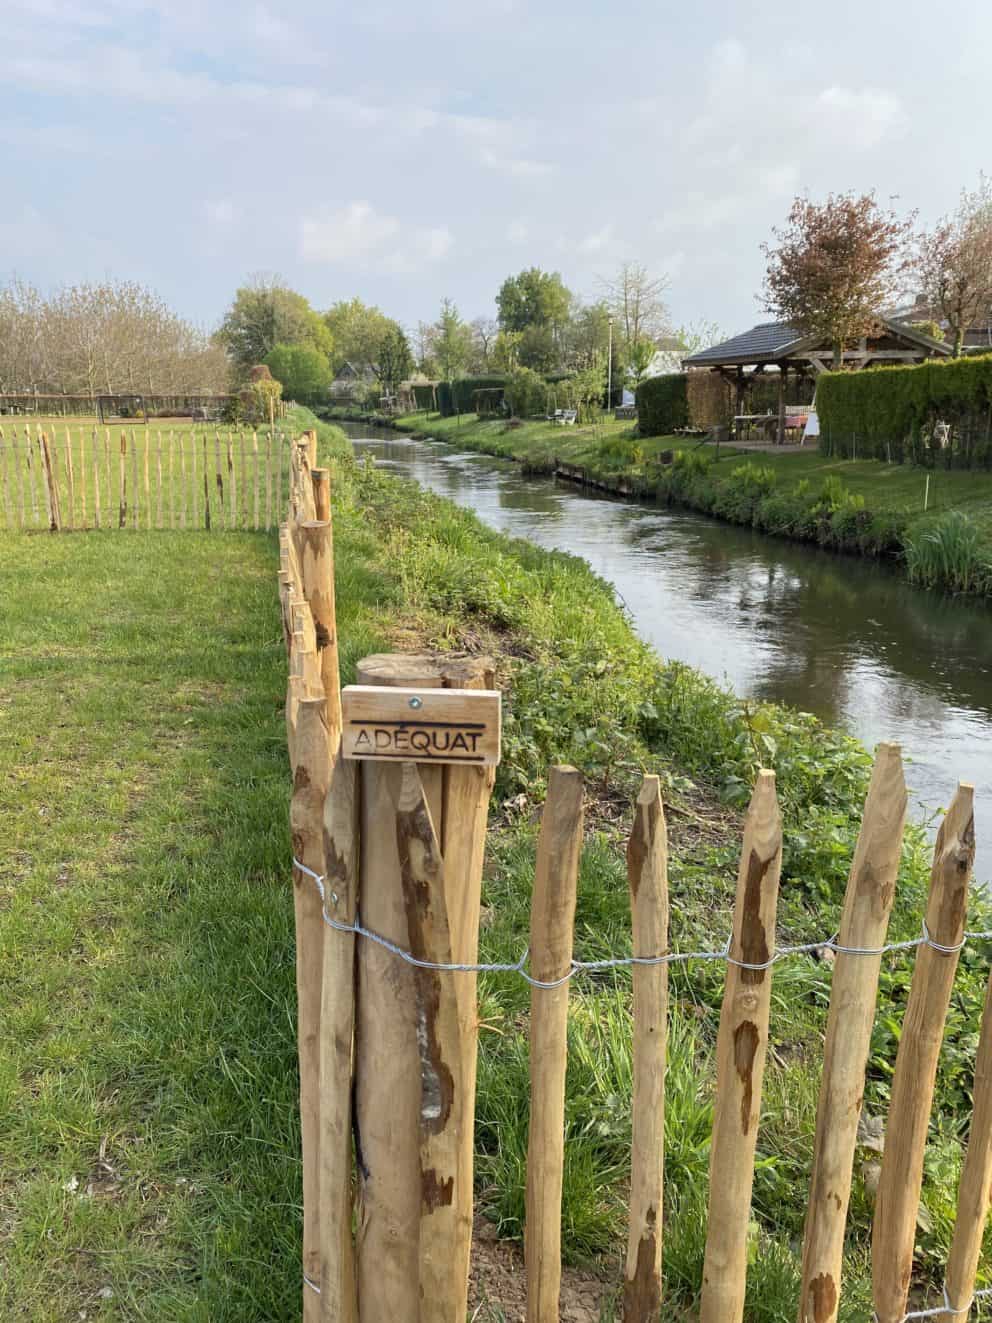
[371,407,992,598]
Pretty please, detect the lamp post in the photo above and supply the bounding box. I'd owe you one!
[607,316,614,417]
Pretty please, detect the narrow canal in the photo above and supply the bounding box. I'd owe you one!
[345,424,992,875]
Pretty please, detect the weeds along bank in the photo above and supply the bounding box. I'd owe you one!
[317,411,991,1316]
[343,407,992,600]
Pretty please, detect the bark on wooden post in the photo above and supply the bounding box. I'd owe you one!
[312,467,331,521]
[624,775,669,1323]
[290,697,332,1323]
[700,770,782,1323]
[353,652,498,1323]
[945,965,992,1316]
[799,743,907,1323]
[319,755,360,1323]
[300,520,343,755]
[525,765,585,1323]
[39,432,61,531]
[872,784,976,1323]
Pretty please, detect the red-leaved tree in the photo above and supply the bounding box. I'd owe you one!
[762,192,913,368]
[916,178,992,357]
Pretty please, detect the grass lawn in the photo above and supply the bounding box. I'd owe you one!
[3,409,989,1320]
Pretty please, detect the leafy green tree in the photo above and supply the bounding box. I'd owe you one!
[263,342,332,405]
[518,323,557,373]
[433,298,474,380]
[566,300,612,368]
[218,275,332,373]
[496,267,572,333]
[323,298,394,376]
[491,329,523,372]
[624,336,656,389]
[377,325,414,394]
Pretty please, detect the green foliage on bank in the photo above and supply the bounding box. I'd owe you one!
[818,354,992,467]
[636,372,689,436]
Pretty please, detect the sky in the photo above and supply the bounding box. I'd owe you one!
[3,0,991,338]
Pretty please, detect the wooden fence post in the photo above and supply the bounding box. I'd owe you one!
[0,428,12,529]
[312,467,331,521]
[65,425,75,529]
[525,765,585,1323]
[40,431,61,531]
[319,755,360,1323]
[118,431,127,528]
[624,775,669,1323]
[131,427,139,529]
[945,965,992,1317]
[290,697,332,1323]
[700,770,782,1323]
[798,743,907,1323]
[300,521,343,755]
[351,652,498,1323]
[202,433,211,531]
[872,784,975,1323]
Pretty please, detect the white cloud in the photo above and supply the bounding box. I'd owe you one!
[301,202,451,271]
[815,87,905,147]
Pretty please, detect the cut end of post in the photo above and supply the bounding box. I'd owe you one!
[636,774,663,808]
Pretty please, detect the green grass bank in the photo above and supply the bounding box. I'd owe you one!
[347,407,992,599]
[2,407,989,1320]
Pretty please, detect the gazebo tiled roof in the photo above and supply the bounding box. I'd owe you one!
[684,322,804,366]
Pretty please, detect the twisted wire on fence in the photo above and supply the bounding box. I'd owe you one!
[292,858,992,988]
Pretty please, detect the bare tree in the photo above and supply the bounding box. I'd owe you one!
[763,192,913,368]
[598,262,671,350]
[470,317,499,371]
[0,277,229,397]
[916,177,992,357]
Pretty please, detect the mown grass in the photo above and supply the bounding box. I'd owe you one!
[3,405,990,1320]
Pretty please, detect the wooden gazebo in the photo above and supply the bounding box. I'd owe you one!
[683,317,950,443]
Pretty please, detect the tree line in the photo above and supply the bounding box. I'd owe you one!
[2,172,987,410]
[0,278,229,397]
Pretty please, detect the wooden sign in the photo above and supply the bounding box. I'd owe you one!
[341,685,501,766]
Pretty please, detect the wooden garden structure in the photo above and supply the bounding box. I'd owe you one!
[683,317,951,444]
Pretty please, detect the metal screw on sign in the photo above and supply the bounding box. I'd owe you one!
[408,696,423,709]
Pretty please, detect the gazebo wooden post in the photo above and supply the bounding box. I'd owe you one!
[734,367,745,440]
[777,365,787,445]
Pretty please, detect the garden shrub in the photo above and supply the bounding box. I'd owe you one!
[636,373,689,436]
[506,366,548,419]
[412,383,436,410]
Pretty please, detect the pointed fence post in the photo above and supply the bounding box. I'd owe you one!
[319,756,360,1323]
[945,965,992,1317]
[624,775,669,1323]
[525,765,585,1323]
[700,770,782,1323]
[300,521,343,756]
[872,784,976,1323]
[290,697,332,1323]
[799,743,907,1323]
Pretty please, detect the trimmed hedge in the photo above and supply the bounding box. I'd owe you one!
[412,383,436,410]
[451,375,510,415]
[636,373,689,436]
[818,354,992,468]
[436,381,454,417]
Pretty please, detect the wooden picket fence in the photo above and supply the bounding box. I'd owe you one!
[0,422,291,531]
[281,428,992,1323]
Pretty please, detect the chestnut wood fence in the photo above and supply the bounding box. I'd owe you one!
[0,423,290,531]
[281,429,992,1323]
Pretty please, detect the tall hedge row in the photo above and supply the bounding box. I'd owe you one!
[451,375,510,414]
[636,374,689,436]
[436,381,454,417]
[818,354,992,468]
[412,383,436,410]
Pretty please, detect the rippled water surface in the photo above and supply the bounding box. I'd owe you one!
[347,425,992,877]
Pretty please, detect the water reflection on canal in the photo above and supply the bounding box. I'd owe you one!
[347,426,992,877]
